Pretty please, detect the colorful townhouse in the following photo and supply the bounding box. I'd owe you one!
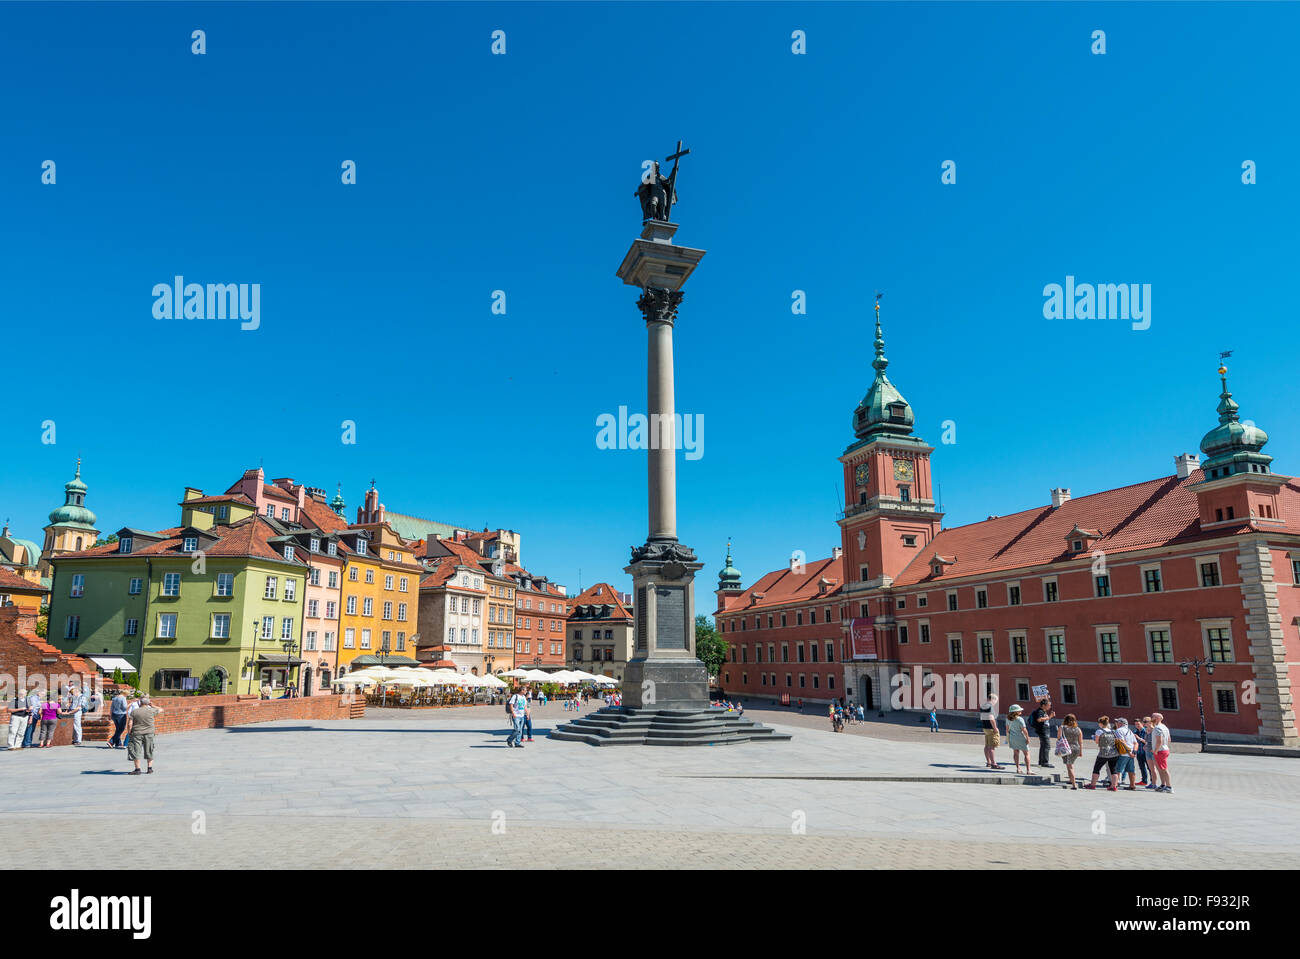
[416,557,488,674]
[348,484,422,667]
[268,526,346,694]
[49,509,308,696]
[714,309,1300,744]
[566,583,634,681]
[509,565,568,672]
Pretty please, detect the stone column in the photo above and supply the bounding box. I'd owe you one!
[640,288,682,545]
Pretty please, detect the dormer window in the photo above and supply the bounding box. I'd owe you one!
[887,402,908,422]
[356,538,367,556]
[1072,539,1083,552]
[310,537,320,553]
[183,537,198,553]
[118,537,133,554]
[283,545,294,561]
[327,541,337,556]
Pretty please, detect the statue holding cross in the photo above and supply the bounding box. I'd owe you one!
[635,140,689,223]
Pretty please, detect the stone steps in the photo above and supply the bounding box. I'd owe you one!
[550,706,792,747]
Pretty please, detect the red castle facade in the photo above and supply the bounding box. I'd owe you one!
[715,308,1299,744]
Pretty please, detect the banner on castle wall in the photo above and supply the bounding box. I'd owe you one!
[850,619,877,660]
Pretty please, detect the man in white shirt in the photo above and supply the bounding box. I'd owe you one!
[65,684,87,746]
[506,689,529,749]
[1150,712,1173,793]
[7,683,33,750]
[1113,718,1138,790]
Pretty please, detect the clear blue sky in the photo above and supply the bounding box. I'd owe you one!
[2,2,1297,597]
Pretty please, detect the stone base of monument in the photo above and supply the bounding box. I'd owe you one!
[550,706,792,746]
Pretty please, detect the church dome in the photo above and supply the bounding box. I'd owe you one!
[47,460,97,530]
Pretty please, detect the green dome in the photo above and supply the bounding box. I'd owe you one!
[1199,373,1272,479]
[717,542,742,591]
[48,460,97,530]
[853,305,915,441]
[330,483,346,515]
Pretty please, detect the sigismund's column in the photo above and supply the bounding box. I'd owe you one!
[616,150,708,711]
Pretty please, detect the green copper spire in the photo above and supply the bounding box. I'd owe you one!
[330,483,346,516]
[852,296,914,442]
[717,540,742,591]
[48,459,97,530]
[1199,363,1271,479]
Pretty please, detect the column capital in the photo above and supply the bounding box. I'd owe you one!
[637,287,685,326]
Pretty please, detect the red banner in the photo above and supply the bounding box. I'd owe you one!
[850,618,877,660]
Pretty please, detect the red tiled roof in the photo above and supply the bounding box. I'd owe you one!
[0,567,43,593]
[180,492,255,507]
[50,517,300,565]
[300,497,349,534]
[436,539,490,567]
[420,560,487,592]
[568,583,633,621]
[717,556,845,613]
[892,471,1300,587]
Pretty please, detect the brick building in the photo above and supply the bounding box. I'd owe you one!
[715,306,1298,744]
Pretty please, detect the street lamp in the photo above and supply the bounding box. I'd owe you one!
[1178,657,1216,752]
[378,634,391,707]
[248,618,262,695]
[281,634,297,698]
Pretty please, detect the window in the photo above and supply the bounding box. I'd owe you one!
[1043,579,1059,602]
[310,537,320,553]
[356,539,367,556]
[903,535,916,547]
[328,570,338,589]
[385,575,394,591]
[899,486,911,503]
[1011,634,1027,663]
[308,600,319,618]
[781,644,789,663]
[305,630,317,650]
[326,601,336,618]
[309,568,320,587]
[360,629,371,649]
[212,613,230,638]
[1099,631,1119,663]
[1095,575,1110,597]
[1213,685,1238,714]
[281,507,290,521]
[1158,684,1180,711]
[264,576,278,600]
[1143,566,1163,593]
[947,592,958,611]
[327,542,337,557]
[365,570,374,584]
[70,574,85,598]
[261,616,274,639]
[124,618,138,636]
[383,601,393,620]
[1016,680,1030,702]
[1060,681,1077,705]
[399,577,408,592]
[1048,633,1066,663]
[157,669,191,691]
[344,628,355,648]
[64,615,80,639]
[796,643,805,663]
[283,545,294,561]
[324,632,336,651]
[266,505,275,517]
[979,635,994,663]
[119,537,133,553]
[1007,585,1020,606]
[949,637,963,663]
[1148,628,1172,663]
[1206,626,1233,663]
[129,577,143,596]
[348,567,358,581]
[362,598,373,617]
[284,579,296,602]
[919,623,931,644]
[158,613,178,639]
[898,625,909,644]
[976,589,987,609]
[1111,682,1131,708]
[183,536,198,553]
[162,572,181,597]
[1200,561,1220,587]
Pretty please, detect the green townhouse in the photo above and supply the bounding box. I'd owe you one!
[49,509,308,696]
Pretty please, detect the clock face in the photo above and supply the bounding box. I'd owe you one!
[855,464,870,487]
[893,459,915,481]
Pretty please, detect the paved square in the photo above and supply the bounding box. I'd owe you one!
[2,702,1293,869]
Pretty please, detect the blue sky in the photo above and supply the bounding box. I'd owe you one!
[2,2,1297,597]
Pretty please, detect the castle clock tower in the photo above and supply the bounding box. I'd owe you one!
[837,301,942,614]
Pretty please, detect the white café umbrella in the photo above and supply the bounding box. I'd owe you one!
[479,674,508,688]
[592,676,619,686]
[500,668,530,678]
[332,673,377,687]
[521,669,551,682]
[548,670,580,684]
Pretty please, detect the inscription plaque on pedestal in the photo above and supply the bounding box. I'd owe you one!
[655,586,686,650]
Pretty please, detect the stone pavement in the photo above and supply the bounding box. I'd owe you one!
[1,700,1293,869]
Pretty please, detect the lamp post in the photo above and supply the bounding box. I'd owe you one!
[378,635,391,707]
[281,635,296,698]
[248,618,262,695]
[1178,657,1216,752]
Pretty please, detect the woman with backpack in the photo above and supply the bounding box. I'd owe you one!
[1006,704,1031,773]
[1084,716,1120,791]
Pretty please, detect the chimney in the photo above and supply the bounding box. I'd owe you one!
[1050,488,1071,508]
[183,487,203,501]
[1175,453,1200,479]
[831,546,843,560]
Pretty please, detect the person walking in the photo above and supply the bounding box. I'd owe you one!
[1134,717,1152,787]
[1006,704,1032,774]
[1113,718,1138,790]
[1030,697,1056,768]
[65,684,87,746]
[980,694,1004,769]
[505,687,529,748]
[22,685,42,748]
[7,683,32,750]
[928,708,939,733]
[124,695,163,774]
[108,688,129,748]
[1150,712,1173,793]
[1060,714,1083,789]
[1084,717,1120,791]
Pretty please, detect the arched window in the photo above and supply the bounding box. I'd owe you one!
[75,536,82,551]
